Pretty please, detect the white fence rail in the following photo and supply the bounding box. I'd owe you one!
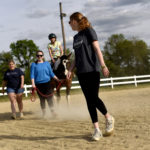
[0,75,150,97]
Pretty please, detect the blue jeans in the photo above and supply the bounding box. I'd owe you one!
[7,87,24,94]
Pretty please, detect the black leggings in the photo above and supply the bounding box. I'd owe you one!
[36,81,54,110]
[37,94,53,110]
[78,72,107,123]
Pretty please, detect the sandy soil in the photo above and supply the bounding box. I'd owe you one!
[0,87,150,150]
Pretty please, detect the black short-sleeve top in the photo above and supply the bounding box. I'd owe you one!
[3,68,24,89]
[73,27,100,74]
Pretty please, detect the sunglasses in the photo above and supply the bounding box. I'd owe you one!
[36,55,43,57]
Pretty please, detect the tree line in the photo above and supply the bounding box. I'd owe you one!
[0,40,39,84]
[103,34,150,77]
[0,34,150,85]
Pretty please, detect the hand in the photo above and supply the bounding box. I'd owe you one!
[20,84,24,89]
[102,66,109,77]
[54,76,60,82]
[56,78,60,82]
[32,84,36,89]
[67,71,72,79]
[52,59,55,63]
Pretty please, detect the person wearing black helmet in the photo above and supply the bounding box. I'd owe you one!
[48,33,63,69]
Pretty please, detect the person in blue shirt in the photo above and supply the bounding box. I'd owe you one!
[2,60,24,119]
[30,50,59,118]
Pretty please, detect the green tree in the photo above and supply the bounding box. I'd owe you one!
[103,34,150,77]
[10,39,39,83]
[0,51,13,84]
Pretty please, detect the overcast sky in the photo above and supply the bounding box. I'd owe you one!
[0,0,150,60]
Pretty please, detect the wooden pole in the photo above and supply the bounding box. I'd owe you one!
[59,2,66,54]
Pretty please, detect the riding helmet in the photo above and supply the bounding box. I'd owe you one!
[48,33,57,39]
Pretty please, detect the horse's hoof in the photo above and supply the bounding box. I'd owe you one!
[66,95,70,100]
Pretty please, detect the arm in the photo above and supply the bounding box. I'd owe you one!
[48,48,55,63]
[92,41,109,77]
[59,45,64,56]
[67,59,76,79]
[20,75,24,88]
[30,63,36,88]
[31,79,36,88]
[2,80,7,94]
[47,62,60,82]
[53,75,60,82]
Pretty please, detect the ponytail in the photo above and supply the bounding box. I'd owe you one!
[70,12,91,30]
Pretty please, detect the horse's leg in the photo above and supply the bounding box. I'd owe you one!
[66,84,71,106]
[56,89,61,104]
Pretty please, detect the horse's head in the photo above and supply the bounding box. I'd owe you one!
[54,53,72,79]
[50,53,73,104]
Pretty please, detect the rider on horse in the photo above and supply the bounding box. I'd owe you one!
[47,33,64,70]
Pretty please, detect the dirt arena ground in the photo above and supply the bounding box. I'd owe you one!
[0,87,150,150]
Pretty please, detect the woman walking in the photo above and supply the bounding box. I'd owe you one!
[67,12,114,141]
[2,60,24,119]
[30,50,59,118]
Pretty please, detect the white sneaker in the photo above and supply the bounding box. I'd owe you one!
[11,113,16,120]
[51,110,58,118]
[20,112,24,118]
[105,116,115,135]
[92,129,103,141]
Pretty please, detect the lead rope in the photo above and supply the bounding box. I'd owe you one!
[30,81,62,102]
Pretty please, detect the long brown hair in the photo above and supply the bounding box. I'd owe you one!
[70,12,91,31]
